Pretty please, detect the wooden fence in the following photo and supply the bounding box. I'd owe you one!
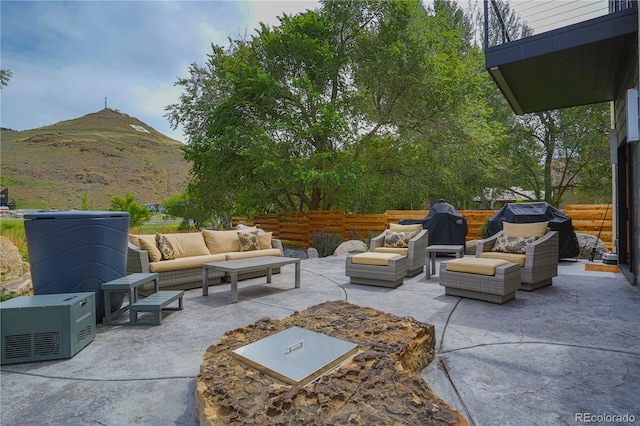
[232,204,613,250]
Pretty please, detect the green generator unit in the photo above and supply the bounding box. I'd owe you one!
[1,292,96,365]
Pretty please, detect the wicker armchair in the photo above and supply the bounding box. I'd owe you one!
[475,230,559,290]
[369,229,429,277]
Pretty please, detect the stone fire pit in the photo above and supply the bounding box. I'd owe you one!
[196,300,468,425]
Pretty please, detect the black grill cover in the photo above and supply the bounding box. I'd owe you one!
[487,202,579,259]
[399,200,468,246]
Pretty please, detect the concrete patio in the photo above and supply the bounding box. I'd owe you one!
[1,255,639,425]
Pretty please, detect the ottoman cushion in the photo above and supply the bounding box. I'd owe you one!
[446,258,509,276]
[352,252,404,266]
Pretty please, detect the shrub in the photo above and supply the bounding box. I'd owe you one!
[311,230,343,257]
[478,216,491,239]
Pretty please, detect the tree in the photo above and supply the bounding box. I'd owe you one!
[514,104,611,206]
[162,191,214,229]
[109,193,152,229]
[0,69,11,88]
[167,0,494,214]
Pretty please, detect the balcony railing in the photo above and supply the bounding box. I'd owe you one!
[485,0,636,48]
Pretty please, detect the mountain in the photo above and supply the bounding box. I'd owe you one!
[1,109,191,210]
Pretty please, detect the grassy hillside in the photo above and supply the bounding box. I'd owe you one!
[1,109,191,210]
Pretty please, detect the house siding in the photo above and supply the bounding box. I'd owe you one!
[613,37,639,285]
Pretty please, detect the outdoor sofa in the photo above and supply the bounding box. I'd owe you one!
[127,229,283,294]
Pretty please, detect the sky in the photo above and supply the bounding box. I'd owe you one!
[1,0,609,143]
[1,0,320,142]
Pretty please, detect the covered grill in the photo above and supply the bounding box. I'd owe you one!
[487,202,580,259]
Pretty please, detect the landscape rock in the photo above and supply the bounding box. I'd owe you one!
[307,247,319,259]
[575,233,609,259]
[333,240,367,255]
[284,248,307,259]
[0,236,33,296]
[196,300,467,426]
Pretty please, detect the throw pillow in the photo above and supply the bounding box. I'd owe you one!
[237,230,260,252]
[491,235,539,254]
[156,233,176,260]
[383,231,417,248]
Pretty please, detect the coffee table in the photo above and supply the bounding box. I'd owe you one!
[202,256,300,303]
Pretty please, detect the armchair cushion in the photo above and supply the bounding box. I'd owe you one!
[492,235,539,254]
[374,247,409,256]
[503,221,548,238]
[479,252,526,267]
[389,223,422,233]
[384,231,417,248]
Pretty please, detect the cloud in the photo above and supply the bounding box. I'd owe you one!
[0,0,323,142]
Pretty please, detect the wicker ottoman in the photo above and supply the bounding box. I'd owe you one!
[439,258,521,304]
[345,253,408,288]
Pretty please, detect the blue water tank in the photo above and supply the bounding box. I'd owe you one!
[24,211,130,323]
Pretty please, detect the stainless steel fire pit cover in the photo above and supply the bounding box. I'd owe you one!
[231,326,359,386]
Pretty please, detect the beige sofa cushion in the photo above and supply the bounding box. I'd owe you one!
[149,254,227,273]
[446,258,509,276]
[374,247,409,256]
[136,234,162,262]
[258,232,273,249]
[389,223,422,233]
[351,252,403,266]
[226,249,282,260]
[163,232,210,257]
[202,230,240,254]
[503,221,548,238]
[479,252,526,267]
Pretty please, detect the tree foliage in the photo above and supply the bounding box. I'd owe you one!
[0,69,11,88]
[109,192,152,229]
[167,0,497,216]
[167,0,612,218]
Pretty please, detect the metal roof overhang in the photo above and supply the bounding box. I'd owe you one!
[485,7,638,115]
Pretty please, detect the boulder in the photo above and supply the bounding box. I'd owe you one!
[333,240,367,256]
[1,236,33,296]
[196,300,467,426]
[575,233,609,259]
[307,247,319,259]
[284,248,307,259]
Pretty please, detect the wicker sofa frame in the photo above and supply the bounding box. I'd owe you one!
[439,261,521,304]
[345,255,408,288]
[475,230,559,291]
[369,229,428,277]
[126,238,284,295]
